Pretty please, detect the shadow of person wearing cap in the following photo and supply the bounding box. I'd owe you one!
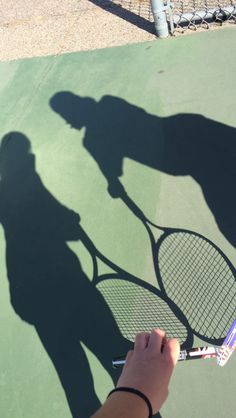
[0,132,132,418]
[50,92,236,248]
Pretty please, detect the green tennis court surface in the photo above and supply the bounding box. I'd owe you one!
[0,27,236,418]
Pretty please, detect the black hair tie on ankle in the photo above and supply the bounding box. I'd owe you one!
[108,386,153,418]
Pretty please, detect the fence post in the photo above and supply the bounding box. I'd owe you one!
[151,0,169,38]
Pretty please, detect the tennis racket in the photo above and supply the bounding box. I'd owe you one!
[78,226,192,347]
[120,191,236,345]
[113,318,236,368]
[113,346,219,368]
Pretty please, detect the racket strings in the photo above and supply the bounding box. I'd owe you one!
[158,232,236,339]
[96,278,188,344]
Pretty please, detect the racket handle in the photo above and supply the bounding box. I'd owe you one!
[217,319,236,366]
[112,347,218,368]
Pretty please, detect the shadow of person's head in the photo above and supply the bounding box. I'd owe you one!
[50,91,96,131]
[0,132,31,179]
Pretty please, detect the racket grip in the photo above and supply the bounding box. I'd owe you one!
[112,356,127,368]
[112,347,218,368]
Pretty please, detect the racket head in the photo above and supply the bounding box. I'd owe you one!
[155,229,236,344]
[95,275,193,348]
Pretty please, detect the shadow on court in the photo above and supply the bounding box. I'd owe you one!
[0,132,133,418]
[0,132,167,418]
[49,91,236,349]
[50,92,236,248]
[1,103,235,417]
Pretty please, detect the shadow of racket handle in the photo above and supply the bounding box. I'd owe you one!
[112,347,219,368]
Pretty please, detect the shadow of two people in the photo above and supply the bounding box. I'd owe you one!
[0,132,132,418]
[50,92,236,248]
[2,89,236,418]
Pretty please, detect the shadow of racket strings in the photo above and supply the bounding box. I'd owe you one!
[120,191,236,345]
[79,226,193,348]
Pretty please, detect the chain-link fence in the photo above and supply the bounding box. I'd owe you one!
[169,0,236,34]
[93,0,236,36]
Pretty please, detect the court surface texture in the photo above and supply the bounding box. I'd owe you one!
[0,27,236,418]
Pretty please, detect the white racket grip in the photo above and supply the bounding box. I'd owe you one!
[217,319,236,367]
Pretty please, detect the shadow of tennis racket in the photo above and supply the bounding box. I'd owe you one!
[78,226,193,348]
[120,191,236,345]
